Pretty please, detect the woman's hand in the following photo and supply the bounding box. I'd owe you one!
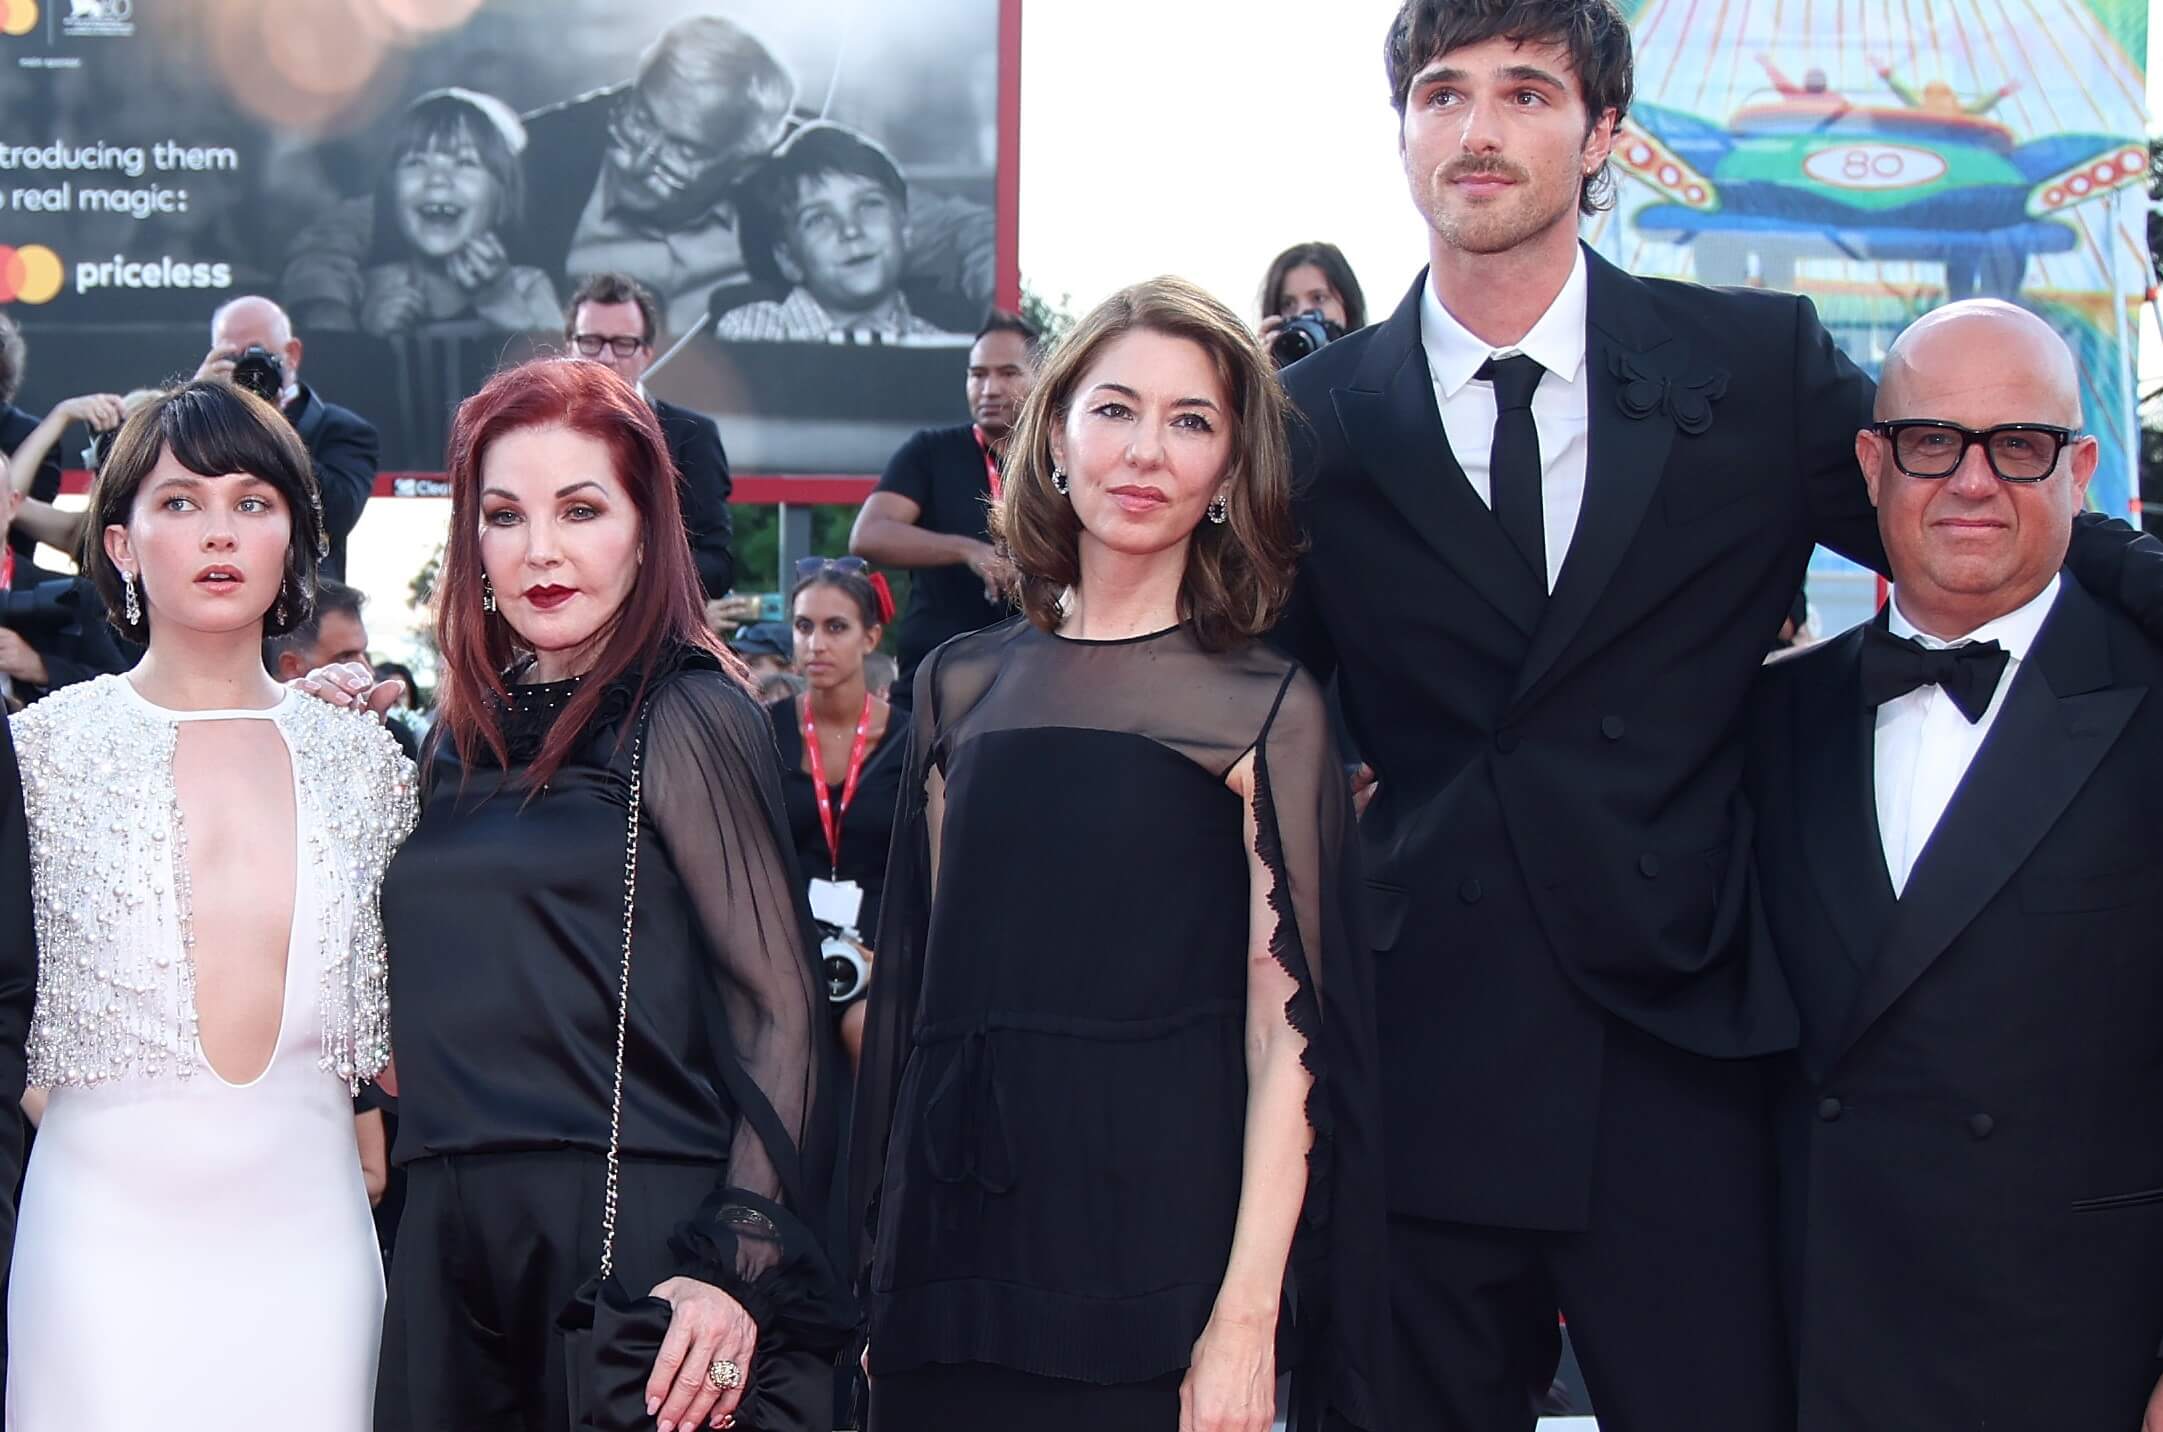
[289,660,405,718]
[645,1276,757,1432]
[1179,1313,1276,1432]
[55,392,127,431]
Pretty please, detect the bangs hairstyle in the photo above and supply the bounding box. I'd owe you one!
[85,380,325,644]
[993,276,1301,651]
[370,92,527,263]
[1386,0,1635,215]
[432,357,745,790]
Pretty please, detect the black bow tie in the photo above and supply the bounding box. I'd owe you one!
[1859,625,2010,724]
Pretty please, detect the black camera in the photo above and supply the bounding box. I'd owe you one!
[0,579,93,637]
[230,345,286,404]
[1270,310,1345,369]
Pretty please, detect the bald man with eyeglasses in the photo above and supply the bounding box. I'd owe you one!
[1745,299,2163,1431]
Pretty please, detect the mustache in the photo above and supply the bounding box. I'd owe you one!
[1442,157,1529,184]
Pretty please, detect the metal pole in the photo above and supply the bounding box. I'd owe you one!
[777,499,814,594]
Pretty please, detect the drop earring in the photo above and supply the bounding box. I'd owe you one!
[481,574,497,614]
[122,569,140,627]
[1051,465,1069,495]
[1206,494,1229,525]
[273,578,288,628]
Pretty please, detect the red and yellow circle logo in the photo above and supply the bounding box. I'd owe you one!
[0,1,38,38]
[0,245,64,304]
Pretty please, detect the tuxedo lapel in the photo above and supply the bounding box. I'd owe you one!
[1511,250,1678,706]
[1794,625,1898,977]
[1834,582,2146,1059]
[1331,274,1545,637]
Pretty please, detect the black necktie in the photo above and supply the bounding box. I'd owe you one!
[1858,625,2011,724]
[1478,354,1547,586]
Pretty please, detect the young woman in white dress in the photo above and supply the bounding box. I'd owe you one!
[5,381,415,1432]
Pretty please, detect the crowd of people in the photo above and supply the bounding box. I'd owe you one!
[0,1,2160,1431]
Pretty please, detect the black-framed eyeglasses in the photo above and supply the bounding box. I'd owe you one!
[572,334,648,358]
[1871,420,2079,483]
[794,555,870,581]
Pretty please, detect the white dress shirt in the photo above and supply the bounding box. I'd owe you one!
[1873,576,2061,895]
[1418,247,1591,591]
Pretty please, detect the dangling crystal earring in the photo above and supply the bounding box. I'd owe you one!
[1207,494,1229,525]
[122,569,141,626]
[1051,465,1069,495]
[272,577,288,628]
[481,574,496,614]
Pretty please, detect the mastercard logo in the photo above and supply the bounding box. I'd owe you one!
[0,245,64,303]
[0,1,35,38]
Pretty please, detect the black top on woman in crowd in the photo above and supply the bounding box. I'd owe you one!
[379,644,841,1305]
[850,619,1388,1429]
[765,693,908,942]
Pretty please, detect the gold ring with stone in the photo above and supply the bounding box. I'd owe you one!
[706,1357,742,1392]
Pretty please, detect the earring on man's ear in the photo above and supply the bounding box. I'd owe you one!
[122,569,141,627]
[481,574,497,614]
[1051,465,1069,495]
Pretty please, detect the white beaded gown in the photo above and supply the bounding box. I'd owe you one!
[4,677,415,1431]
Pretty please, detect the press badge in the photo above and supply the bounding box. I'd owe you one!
[808,878,865,933]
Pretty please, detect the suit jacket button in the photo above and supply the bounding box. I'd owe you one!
[1459,878,1483,904]
[1817,1096,1843,1122]
[1601,715,1626,741]
[1494,729,1519,754]
[1639,853,1662,878]
[1968,1113,1995,1140]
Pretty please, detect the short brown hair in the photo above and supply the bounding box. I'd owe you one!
[993,277,1300,651]
[565,272,661,345]
[84,381,325,642]
[1386,0,1635,215]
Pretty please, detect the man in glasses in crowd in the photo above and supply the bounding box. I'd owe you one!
[1745,299,2163,1430]
[564,272,735,596]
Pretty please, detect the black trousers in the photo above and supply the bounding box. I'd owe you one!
[379,1152,831,1432]
[1390,1019,1792,1432]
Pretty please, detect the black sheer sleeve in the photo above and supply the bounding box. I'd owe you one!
[640,670,849,1334]
[1252,669,1388,1431]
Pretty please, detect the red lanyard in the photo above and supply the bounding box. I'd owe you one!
[804,692,874,877]
[972,424,1002,503]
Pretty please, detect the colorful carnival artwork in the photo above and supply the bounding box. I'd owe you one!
[1591,0,2150,521]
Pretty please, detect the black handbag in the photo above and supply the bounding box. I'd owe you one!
[556,716,843,1432]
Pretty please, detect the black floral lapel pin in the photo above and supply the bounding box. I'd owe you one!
[1609,350,1728,436]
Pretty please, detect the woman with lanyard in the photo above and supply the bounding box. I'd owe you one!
[766,557,908,1065]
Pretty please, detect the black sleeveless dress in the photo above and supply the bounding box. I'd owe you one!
[850,619,1388,1431]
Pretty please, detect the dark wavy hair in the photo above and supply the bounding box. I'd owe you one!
[84,380,325,643]
[1385,0,1635,214]
[1259,242,1368,330]
[431,358,745,789]
[992,277,1300,651]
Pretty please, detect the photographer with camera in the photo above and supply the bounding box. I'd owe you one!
[195,296,378,581]
[763,557,904,1067]
[1257,240,1367,369]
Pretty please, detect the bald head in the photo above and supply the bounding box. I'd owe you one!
[210,295,293,350]
[203,294,302,392]
[1875,300,2082,427]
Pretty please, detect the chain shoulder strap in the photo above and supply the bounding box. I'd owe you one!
[597,718,646,1280]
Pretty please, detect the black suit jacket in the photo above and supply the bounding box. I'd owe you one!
[1278,246,2163,1229]
[285,383,378,583]
[1746,582,2163,1429]
[654,398,735,597]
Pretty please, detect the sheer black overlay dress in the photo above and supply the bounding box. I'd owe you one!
[377,645,853,1431]
[850,619,1388,1431]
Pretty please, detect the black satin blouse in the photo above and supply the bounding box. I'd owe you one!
[380,652,827,1192]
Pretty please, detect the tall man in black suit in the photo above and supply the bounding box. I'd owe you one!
[564,272,736,596]
[1747,301,2163,1431]
[1276,2,2163,1426]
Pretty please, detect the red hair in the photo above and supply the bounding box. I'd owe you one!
[433,358,744,788]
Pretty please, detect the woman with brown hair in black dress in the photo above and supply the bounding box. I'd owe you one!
[851,277,1388,1432]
